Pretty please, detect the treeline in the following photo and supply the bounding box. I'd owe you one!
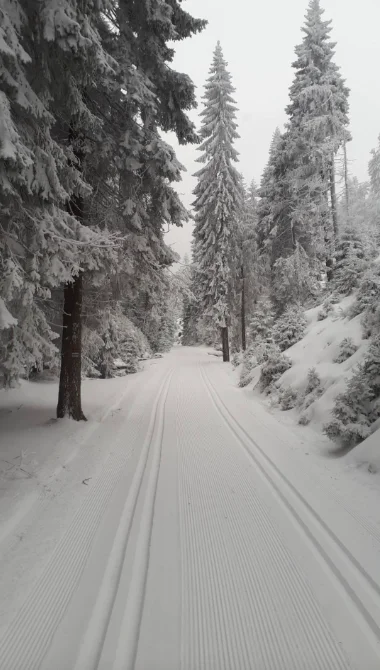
[184,0,380,359]
[0,0,206,418]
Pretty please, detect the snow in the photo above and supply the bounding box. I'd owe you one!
[0,347,380,669]
[348,428,380,473]
[260,295,370,432]
[0,298,17,330]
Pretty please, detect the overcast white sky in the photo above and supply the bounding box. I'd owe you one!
[165,0,380,261]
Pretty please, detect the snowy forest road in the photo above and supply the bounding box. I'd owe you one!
[0,348,380,669]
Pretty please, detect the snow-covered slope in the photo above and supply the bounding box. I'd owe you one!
[277,295,369,431]
[348,428,380,473]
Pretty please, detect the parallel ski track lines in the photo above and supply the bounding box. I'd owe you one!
[111,369,173,670]
[238,386,380,549]
[200,363,380,653]
[0,369,172,670]
[74,369,173,670]
[177,365,348,670]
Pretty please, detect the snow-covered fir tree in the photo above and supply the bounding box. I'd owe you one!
[368,135,380,243]
[192,42,242,361]
[285,0,350,255]
[333,230,369,295]
[273,305,307,352]
[324,335,380,446]
[0,0,117,406]
[257,0,350,303]
[0,0,206,416]
[235,178,260,351]
[369,135,380,197]
[271,244,318,314]
[256,127,282,258]
[248,298,275,345]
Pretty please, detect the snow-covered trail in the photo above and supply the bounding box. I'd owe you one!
[0,347,380,669]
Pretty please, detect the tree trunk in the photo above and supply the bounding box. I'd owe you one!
[329,159,338,240]
[57,121,86,420]
[57,273,86,420]
[221,326,230,362]
[241,264,246,351]
[323,167,334,282]
[343,140,350,221]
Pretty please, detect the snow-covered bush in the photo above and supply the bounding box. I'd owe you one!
[248,298,275,345]
[82,308,150,379]
[350,265,380,317]
[259,349,292,392]
[156,315,176,353]
[231,351,243,368]
[254,341,279,365]
[301,367,323,409]
[333,242,368,295]
[348,264,380,338]
[317,298,334,321]
[298,410,311,426]
[333,337,358,364]
[305,367,320,395]
[278,386,299,410]
[82,329,104,378]
[238,339,282,388]
[271,246,319,314]
[0,298,59,387]
[273,305,307,352]
[362,304,380,340]
[324,335,380,446]
[239,348,257,387]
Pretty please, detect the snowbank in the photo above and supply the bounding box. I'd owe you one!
[0,368,152,543]
[347,428,380,473]
[274,295,369,431]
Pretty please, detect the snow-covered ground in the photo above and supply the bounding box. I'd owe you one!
[275,295,368,429]
[241,294,380,474]
[0,347,380,669]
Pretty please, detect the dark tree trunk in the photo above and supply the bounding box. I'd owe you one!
[343,140,350,220]
[221,326,230,362]
[322,166,334,282]
[57,272,86,420]
[241,264,246,351]
[329,159,338,240]
[57,122,86,420]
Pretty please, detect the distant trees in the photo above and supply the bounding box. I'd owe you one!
[186,1,354,357]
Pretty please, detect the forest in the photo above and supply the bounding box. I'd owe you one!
[1,0,380,447]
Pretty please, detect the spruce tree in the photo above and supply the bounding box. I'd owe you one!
[324,335,380,446]
[369,135,380,196]
[258,1,350,301]
[368,135,380,243]
[256,127,282,257]
[238,179,259,350]
[286,0,350,260]
[0,0,206,415]
[248,298,275,345]
[0,0,115,402]
[192,42,241,361]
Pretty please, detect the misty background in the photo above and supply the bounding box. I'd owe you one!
[165,0,380,260]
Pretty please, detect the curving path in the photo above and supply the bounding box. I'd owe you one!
[0,347,380,669]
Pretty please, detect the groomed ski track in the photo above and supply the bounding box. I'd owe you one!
[0,347,380,669]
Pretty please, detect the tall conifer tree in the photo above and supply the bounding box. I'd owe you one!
[286,0,350,261]
[0,0,206,416]
[192,42,241,361]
